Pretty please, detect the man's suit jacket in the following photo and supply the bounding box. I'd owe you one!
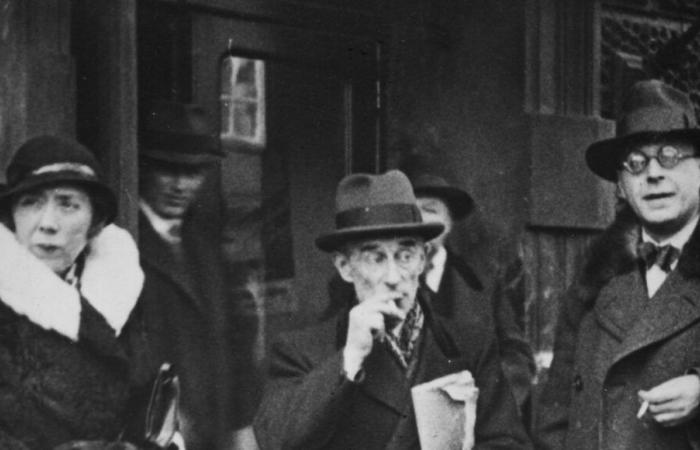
[536,206,700,450]
[136,212,257,450]
[432,248,535,411]
[254,288,532,450]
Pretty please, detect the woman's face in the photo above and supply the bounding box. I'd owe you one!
[12,184,94,275]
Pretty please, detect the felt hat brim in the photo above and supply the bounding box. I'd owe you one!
[586,129,700,181]
[414,185,474,219]
[315,221,444,252]
[0,172,118,224]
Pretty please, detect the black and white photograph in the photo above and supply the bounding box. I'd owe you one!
[0,1,699,449]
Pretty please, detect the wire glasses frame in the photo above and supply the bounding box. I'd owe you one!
[620,145,697,175]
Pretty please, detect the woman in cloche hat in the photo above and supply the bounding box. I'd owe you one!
[0,135,156,449]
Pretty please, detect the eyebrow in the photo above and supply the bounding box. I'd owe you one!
[358,243,381,253]
[397,238,420,247]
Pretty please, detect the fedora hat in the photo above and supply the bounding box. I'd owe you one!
[408,172,474,220]
[315,170,444,252]
[397,150,474,219]
[139,100,224,165]
[586,79,700,181]
[0,135,117,223]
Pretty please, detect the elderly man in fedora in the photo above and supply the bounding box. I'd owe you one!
[400,156,535,415]
[535,79,700,449]
[137,101,258,450]
[254,170,531,449]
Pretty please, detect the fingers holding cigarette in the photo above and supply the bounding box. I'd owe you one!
[636,400,649,419]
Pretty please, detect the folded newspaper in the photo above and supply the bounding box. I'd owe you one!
[411,370,479,450]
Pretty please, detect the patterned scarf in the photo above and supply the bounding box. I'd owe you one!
[384,299,424,369]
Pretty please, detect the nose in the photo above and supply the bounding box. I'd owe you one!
[383,257,402,287]
[645,157,665,180]
[37,203,59,233]
[172,175,189,191]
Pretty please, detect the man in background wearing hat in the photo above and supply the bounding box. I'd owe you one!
[400,155,535,415]
[137,101,258,450]
[254,170,531,449]
[536,79,700,449]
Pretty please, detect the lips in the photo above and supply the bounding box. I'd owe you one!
[34,243,61,255]
[643,192,674,201]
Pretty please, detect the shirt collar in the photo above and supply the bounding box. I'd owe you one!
[641,214,699,250]
[139,199,183,244]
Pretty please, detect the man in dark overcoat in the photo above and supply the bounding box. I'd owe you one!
[136,101,258,450]
[254,170,532,449]
[400,162,535,413]
[535,79,700,449]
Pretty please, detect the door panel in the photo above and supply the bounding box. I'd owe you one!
[188,10,380,353]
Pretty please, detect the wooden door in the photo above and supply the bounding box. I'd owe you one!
[182,5,382,353]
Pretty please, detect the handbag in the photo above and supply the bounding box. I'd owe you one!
[143,362,181,449]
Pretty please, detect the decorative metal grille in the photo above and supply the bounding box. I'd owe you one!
[601,2,700,119]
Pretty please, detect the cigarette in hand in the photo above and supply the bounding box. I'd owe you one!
[636,400,649,419]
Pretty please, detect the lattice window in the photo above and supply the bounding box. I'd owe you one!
[601,1,700,119]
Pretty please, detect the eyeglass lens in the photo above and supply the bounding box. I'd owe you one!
[622,145,691,174]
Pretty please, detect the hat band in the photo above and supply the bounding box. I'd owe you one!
[335,203,422,229]
[32,162,96,178]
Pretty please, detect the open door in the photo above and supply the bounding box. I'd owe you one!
[137,0,383,357]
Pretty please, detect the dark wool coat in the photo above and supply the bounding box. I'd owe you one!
[536,206,700,450]
[433,248,535,412]
[0,298,136,450]
[137,212,258,450]
[254,288,533,450]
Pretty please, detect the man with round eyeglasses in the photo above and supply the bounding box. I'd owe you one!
[536,79,700,450]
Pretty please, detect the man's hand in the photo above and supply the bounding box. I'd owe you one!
[342,295,405,379]
[638,374,700,427]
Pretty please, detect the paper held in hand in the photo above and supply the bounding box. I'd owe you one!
[411,370,479,450]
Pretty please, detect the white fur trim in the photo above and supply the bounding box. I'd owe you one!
[0,224,81,341]
[81,224,144,336]
[0,223,144,341]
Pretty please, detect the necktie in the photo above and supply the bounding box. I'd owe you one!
[168,223,182,240]
[637,242,681,272]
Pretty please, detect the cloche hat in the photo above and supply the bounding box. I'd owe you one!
[0,135,117,223]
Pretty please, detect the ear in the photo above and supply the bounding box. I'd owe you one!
[615,179,627,201]
[332,252,354,283]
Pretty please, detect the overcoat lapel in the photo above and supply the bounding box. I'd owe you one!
[139,213,206,314]
[357,309,462,416]
[361,342,412,415]
[612,271,700,366]
[594,269,647,342]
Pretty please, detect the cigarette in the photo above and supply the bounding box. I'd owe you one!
[637,400,649,419]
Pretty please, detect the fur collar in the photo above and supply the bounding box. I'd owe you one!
[0,224,144,341]
[574,205,700,308]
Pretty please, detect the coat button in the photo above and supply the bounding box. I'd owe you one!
[572,374,583,392]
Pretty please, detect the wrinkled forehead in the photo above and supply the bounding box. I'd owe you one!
[344,235,425,255]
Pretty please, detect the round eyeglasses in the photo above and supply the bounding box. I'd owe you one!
[621,145,696,175]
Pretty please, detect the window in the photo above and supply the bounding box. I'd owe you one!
[220,54,266,146]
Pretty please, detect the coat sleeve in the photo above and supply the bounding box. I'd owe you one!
[490,257,536,412]
[253,338,358,450]
[533,287,589,450]
[470,329,534,450]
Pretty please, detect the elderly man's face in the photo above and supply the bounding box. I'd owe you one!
[140,161,206,219]
[416,196,453,248]
[334,236,426,314]
[617,141,700,239]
